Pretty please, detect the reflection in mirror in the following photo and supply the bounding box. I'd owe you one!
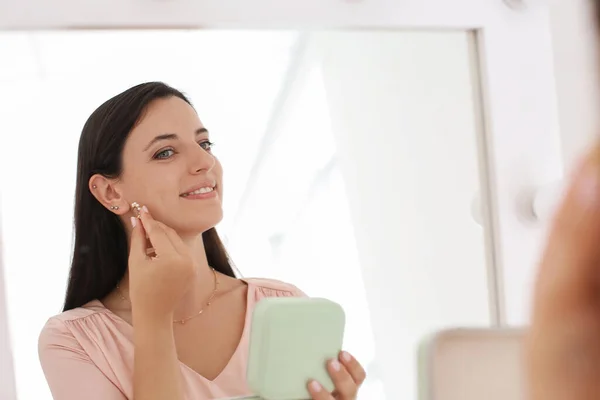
[0,29,491,400]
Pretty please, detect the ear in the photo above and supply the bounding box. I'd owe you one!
[89,174,129,216]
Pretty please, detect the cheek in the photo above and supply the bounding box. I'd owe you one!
[131,190,177,225]
[122,169,175,207]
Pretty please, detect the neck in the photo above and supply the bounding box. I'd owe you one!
[174,233,218,321]
[118,232,218,321]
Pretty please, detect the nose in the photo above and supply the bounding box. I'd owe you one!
[190,144,215,173]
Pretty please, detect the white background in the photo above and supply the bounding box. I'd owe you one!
[547,0,600,166]
[0,0,581,399]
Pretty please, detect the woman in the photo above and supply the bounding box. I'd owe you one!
[526,139,600,400]
[38,82,366,400]
[526,1,600,399]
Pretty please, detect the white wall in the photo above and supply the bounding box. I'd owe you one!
[0,205,17,400]
[548,0,600,167]
[318,31,491,400]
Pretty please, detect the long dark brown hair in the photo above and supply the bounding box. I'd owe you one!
[63,82,236,312]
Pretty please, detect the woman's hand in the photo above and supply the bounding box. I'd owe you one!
[307,351,366,400]
[128,206,196,321]
[527,141,600,400]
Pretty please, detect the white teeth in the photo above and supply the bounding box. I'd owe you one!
[183,187,214,196]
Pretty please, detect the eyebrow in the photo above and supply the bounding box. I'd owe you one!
[143,128,208,152]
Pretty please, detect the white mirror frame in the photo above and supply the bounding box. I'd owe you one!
[0,0,562,364]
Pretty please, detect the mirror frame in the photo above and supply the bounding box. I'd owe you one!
[0,2,562,397]
[0,0,563,398]
[0,0,563,326]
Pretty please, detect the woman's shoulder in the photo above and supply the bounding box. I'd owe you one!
[38,300,113,346]
[46,300,105,321]
[38,302,131,396]
[243,277,308,298]
[41,300,108,325]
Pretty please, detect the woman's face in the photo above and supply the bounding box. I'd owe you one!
[117,96,223,236]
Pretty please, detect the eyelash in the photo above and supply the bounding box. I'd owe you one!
[153,140,214,160]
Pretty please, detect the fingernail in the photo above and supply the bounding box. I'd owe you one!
[330,359,341,371]
[341,351,352,362]
[130,217,137,228]
[309,381,322,392]
[142,205,149,214]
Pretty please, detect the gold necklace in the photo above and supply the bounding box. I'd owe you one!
[116,267,220,325]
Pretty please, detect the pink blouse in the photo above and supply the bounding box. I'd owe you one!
[38,278,306,400]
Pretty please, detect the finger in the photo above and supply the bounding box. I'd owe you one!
[138,206,175,257]
[532,142,600,320]
[128,216,148,263]
[528,141,600,399]
[153,220,189,256]
[339,351,366,386]
[307,380,334,400]
[327,359,357,400]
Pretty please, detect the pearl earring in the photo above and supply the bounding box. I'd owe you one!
[131,202,142,219]
[110,205,119,210]
[92,185,97,189]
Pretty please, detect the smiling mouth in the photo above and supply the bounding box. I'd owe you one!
[180,185,216,197]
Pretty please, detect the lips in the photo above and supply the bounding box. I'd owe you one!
[180,181,217,197]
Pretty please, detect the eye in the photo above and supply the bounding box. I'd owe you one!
[200,140,214,152]
[154,148,175,160]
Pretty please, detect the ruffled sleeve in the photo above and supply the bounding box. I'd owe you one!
[38,317,127,400]
[245,278,309,301]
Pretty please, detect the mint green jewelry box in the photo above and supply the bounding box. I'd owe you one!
[241,297,346,400]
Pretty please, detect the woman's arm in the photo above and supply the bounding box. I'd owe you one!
[39,318,127,400]
[132,314,184,400]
